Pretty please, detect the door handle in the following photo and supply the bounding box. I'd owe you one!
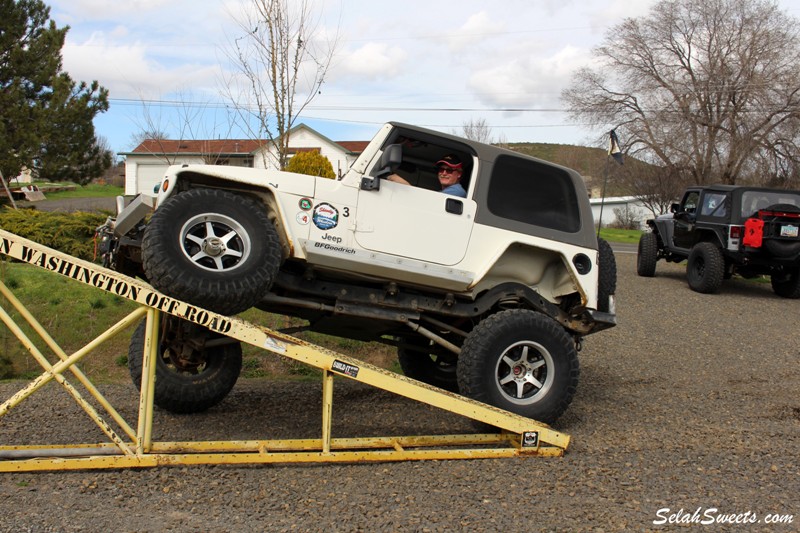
[445,198,463,215]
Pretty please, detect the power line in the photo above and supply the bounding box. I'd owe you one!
[108,97,571,113]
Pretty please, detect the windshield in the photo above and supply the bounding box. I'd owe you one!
[740,191,800,218]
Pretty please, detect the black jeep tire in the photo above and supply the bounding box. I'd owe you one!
[457,309,579,424]
[142,188,282,316]
[128,318,242,414]
[760,204,800,259]
[771,268,800,299]
[597,238,617,312]
[687,242,725,294]
[636,232,659,277]
[397,338,459,392]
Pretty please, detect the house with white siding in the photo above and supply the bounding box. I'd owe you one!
[120,124,369,196]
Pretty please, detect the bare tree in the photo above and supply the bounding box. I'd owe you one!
[562,0,800,188]
[617,164,683,216]
[129,90,238,165]
[458,117,494,144]
[224,0,339,170]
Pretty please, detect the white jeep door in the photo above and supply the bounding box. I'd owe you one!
[354,180,476,265]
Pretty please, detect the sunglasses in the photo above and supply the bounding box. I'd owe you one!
[438,167,460,174]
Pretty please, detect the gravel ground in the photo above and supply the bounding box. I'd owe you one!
[0,252,798,532]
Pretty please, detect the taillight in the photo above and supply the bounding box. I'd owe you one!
[728,225,744,251]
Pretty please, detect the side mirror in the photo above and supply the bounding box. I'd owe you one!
[361,144,403,191]
[670,203,679,214]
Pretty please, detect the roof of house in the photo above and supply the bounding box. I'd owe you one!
[123,123,370,157]
[129,139,264,155]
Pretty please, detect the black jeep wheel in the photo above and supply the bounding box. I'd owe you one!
[771,268,800,299]
[597,238,617,312]
[128,318,242,414]
[397,338,459,392]
[142,188,282,316]
[760,204,800,259]
[637,232,659,277]
[457,310,579,424]
[687,242,725,294]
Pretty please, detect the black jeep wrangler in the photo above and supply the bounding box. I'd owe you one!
[637,185,800,298]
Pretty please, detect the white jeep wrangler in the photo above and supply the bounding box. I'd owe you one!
[100,122,616,424]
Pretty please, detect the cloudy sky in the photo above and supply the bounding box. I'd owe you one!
[49,0,800,155]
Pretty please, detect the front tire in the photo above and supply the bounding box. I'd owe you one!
[687,242,725,294]
[457,310,579,424]
[128,318,242,414]
[142,188,282,316]
[637,232,659,277]
[597,238,617,312]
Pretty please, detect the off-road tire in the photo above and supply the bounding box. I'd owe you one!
[687,242,725,294]
[142,188,282,316]
[457,309,579,424]
[637,232,659,277]
[128,318,242,414]
[760,204,800,259]
[597,238,617,312]
[397,338,459,392]
[771,268,800,299]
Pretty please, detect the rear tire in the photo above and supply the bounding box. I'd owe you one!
[636,232,658,277]
[457,310,579,424]
[771,268,800,299]
[687,242,725,294]
[128,318,242,414]
[397,338,459,392]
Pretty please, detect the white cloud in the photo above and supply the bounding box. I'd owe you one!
[468,44,588,108]
[336,42,409,80]
[446,11,503,52]
[62,32,221,99]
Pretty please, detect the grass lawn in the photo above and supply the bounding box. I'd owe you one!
[598,227,643,243]
[42,183,124,199]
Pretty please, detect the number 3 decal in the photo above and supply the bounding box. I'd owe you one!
[342,207,350,217]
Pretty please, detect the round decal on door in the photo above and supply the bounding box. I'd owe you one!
[312,203,339,230]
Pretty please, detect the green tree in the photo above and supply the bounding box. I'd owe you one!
[285,151,335,178]
[0,0,110,184]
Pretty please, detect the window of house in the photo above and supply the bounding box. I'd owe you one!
[486,154,580,233]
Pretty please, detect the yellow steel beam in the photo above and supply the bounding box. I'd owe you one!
[0,228,569,471]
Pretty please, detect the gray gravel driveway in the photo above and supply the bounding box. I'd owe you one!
[0,253,798,532]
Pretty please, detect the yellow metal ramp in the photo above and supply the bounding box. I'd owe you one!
[0,228,569,472]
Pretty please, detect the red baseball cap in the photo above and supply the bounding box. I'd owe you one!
[436,154,463,169]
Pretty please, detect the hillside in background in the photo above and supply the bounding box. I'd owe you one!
[505,142,647,197]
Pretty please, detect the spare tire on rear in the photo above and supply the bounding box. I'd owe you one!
[760,204,800,259]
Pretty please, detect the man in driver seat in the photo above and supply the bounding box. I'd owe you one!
[388,154,467,198]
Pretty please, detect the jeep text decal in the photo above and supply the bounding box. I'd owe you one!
[312,203,339,230]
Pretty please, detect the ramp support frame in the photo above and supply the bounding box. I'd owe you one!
[0,229,568,472]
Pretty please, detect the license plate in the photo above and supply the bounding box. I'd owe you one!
[780,225,799,238]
